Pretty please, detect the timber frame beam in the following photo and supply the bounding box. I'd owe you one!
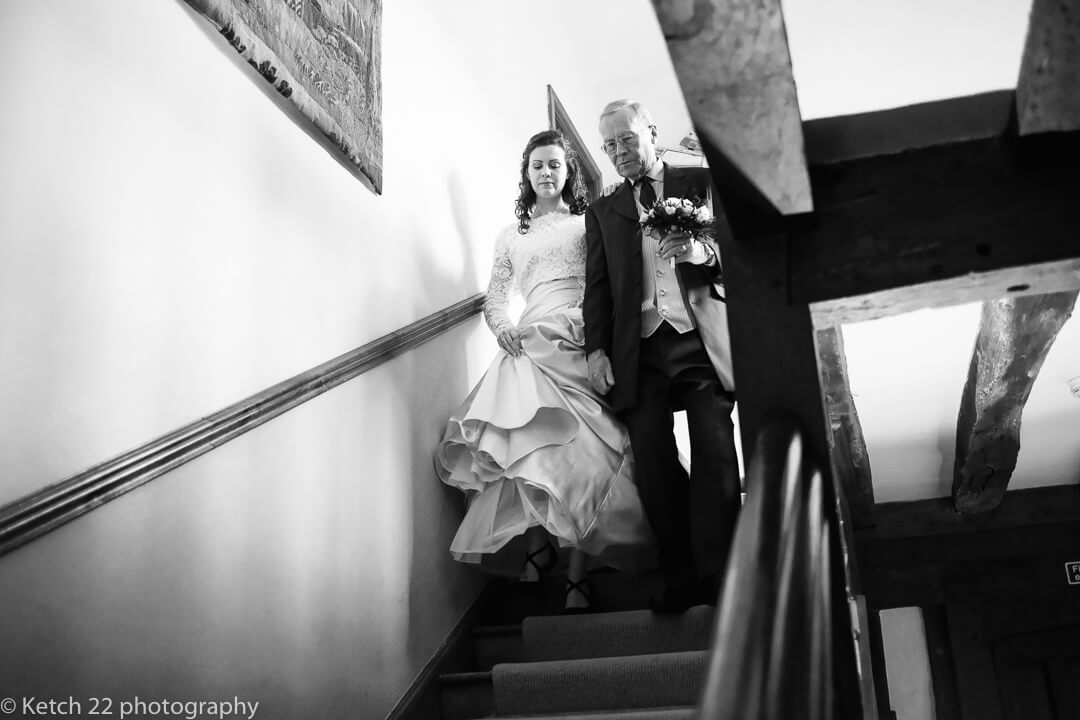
[788,132,1080,307]
[652,0,812,216]
[1017,0,1080,134]
[952,291,1079,513]
[653,0,1080,600]
[856,485,1080,609]
[815,326,875,528]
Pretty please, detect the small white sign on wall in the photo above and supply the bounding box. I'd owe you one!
[1066,562,1080,585]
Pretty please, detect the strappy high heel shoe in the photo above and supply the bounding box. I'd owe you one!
[562,577,591,614]
[519,541,557,583]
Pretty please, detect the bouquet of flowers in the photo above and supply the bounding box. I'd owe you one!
[639,196,715,267]
[639,196,714,239]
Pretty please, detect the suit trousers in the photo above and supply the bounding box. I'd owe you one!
[620,322,741,585]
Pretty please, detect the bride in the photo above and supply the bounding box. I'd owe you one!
[435,129,654,612]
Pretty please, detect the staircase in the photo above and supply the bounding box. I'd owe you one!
[438,572,716,719]
[431,421,871,719]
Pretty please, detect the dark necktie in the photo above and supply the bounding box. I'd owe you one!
[637,176,657,210]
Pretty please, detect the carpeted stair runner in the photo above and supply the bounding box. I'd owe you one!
[521,605,714,661]
[499,707,696,719]
[493,650,710,716]
[440,587,716,719]
[476,606,715,717]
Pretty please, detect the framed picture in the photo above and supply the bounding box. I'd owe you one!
[547,86,602,202]
[182,0,383,194]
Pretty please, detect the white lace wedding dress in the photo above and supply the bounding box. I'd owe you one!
[435,210,654,574]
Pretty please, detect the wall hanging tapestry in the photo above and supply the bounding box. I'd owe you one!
[183,0,383,193]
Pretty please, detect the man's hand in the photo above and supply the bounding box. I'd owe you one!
[600,182,621,197]
[497,327,523,357]
[587,349,615,395]
[658,232,712,266]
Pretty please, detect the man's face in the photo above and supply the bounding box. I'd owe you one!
[599,109,658,181]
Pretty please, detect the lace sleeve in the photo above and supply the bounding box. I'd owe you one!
[483,231,515,336]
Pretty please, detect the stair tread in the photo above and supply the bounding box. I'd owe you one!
[472,623,522,637]
[440,670,493,684]
[473,623,525,671]
[484,707,695,720]
[443,576,715,720]
[440,671,495,720]
[492,650,709,716]
[522,605,714,661]
[495,649,708,670]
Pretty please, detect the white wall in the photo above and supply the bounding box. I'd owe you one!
[843,301,1080,503]
[0,0,694,506]
[843,304,982,502]
[784,0,1031,119]
[880,608,937,720]
[0,0,684,717]
[0,328,483,717]
[0,0,519,504]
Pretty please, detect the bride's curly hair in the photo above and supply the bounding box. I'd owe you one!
[515,129,588,234]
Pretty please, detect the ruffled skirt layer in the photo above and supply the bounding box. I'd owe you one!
[436,279,654,574]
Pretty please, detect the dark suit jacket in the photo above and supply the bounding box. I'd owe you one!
[583,163,731,412]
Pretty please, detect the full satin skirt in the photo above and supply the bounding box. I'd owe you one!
[436,279,654,574]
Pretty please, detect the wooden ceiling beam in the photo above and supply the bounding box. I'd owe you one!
[811,258,1080,328]
[788,133,1080,308]
[855,486,1080,608]
[815,326,875,528]
[858,522,1078,609]
[952,291,1079,513]
[1017,0,1080,134]
[868,484,1080,539]
[652,0,812,215]
[803,90,1014,166]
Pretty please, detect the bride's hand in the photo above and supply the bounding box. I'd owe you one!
[497,327,523,357]
[601,182,621,197]
[587,350,615,395]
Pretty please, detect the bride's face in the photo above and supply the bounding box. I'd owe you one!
[528,145,567,200]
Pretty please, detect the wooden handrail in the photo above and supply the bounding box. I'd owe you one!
[698,416,872,719]
[0,294,485,556]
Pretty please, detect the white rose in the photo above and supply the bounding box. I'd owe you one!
[694,206,712,223]
[664,206,676,216]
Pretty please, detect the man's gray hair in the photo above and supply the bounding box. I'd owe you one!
[599,99,654,129]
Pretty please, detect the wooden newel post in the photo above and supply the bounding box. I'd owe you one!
[715,200,871,718]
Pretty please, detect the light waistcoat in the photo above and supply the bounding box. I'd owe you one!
[633,163,695,338]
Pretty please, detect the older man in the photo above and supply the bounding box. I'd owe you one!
[583,99,740,612]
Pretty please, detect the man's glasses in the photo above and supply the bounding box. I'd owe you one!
[600,133,641,156]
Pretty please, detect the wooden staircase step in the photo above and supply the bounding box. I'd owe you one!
[495,708,696,720]
[472,623,523,670]
[438,670,494,720]
[492,650,709,716]
[438,571,711,720]
[522,606,714,661]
